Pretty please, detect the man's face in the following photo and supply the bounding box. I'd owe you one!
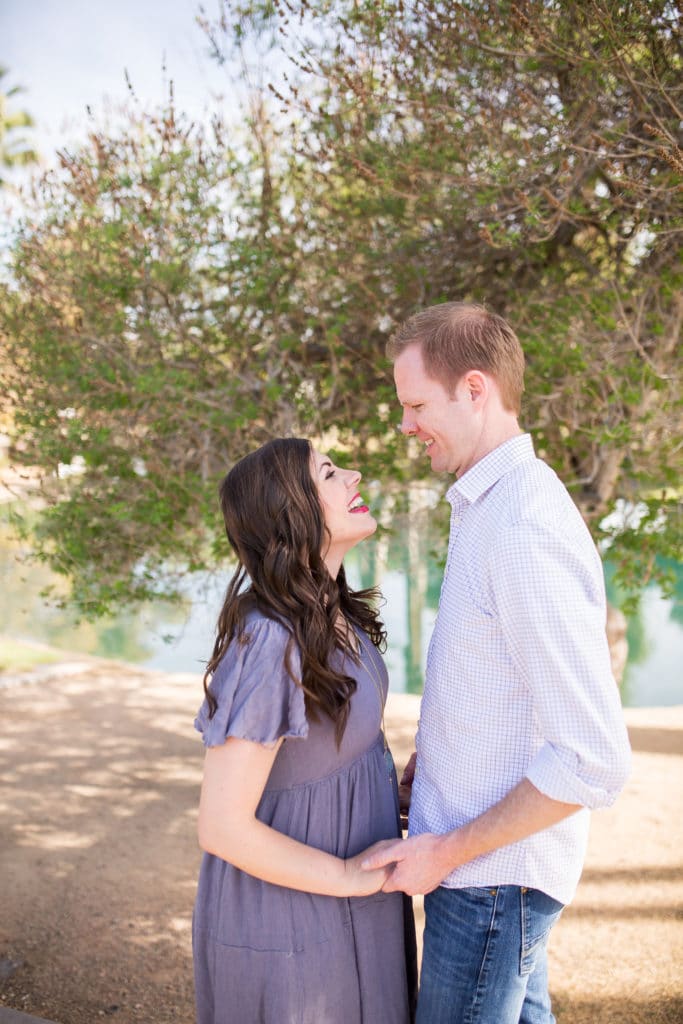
[393,343,481,477]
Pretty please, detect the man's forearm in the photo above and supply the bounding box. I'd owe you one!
[363,778,583,895]
[439,777,581,867]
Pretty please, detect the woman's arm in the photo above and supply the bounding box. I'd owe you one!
[198,736,390,897]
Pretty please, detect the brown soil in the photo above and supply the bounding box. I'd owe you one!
[0,660,681,1024]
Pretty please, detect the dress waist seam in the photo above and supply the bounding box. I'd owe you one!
[263,733,385,794]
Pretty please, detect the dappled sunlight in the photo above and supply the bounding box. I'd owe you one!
[65,784,124,800]
[156,756,202,785]
[109,799,157,821]
[152,708,204,737]
[9,758,95,783]
[14,825,97,850]
[40,744,94,760]
[125,912,193,952]
[177,876,202,895]
[167,810,199,839]
[169,915,192,936]
[0,659,202,1020]
[548,707,683,1009]
[1,664,680,1023]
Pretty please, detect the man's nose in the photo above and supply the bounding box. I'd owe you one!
[401,410,417,435]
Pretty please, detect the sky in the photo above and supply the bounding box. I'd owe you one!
[2,0,237,168]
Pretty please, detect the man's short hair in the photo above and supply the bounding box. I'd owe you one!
[387,301,525,414]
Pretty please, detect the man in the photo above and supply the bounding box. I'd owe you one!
[362,302,631,1023]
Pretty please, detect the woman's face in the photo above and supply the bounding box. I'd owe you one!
[311,449,377,572]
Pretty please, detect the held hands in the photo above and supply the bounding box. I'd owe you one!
[356,777,581,896]
[350,751,470,897]
[343,840,399,896]
[342,751,419,896]
[360,832,458,896]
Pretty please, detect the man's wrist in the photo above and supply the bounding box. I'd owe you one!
[440,822,476,872]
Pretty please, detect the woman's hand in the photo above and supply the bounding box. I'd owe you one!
[343,839,400,896]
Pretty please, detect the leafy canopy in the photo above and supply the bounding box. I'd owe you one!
[1,0,681,614]
[0,67,39,185]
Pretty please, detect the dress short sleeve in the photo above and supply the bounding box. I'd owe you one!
[194,616,308,748]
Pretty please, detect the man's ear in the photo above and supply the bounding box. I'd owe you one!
[462,370,487,403]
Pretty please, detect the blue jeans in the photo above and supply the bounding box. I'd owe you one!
[416,885,564,1024]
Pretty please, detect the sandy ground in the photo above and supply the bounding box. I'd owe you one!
[0,656,681,1024]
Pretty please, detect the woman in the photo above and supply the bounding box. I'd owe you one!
[192,438,417,1024]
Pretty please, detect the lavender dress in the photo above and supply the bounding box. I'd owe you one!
[192,611,417,1024]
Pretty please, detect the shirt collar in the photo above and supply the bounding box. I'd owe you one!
[446,433,535,509]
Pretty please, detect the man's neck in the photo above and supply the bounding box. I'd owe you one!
[456,420,523,480]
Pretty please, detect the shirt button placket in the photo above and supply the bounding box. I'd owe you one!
[443,508,463,583]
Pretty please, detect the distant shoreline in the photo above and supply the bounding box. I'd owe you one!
[1,642,682,726]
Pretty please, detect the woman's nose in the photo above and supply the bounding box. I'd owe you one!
[347,468,361,487]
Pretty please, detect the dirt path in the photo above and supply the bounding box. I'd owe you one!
[0,660,681,1023]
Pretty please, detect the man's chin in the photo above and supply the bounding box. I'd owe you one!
[428,452,448,474]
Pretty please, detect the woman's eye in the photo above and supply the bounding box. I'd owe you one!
[326,470,335,479]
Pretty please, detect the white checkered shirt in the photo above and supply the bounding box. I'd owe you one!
[409,434,632,904]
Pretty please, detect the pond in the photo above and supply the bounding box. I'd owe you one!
[1,517,681,708]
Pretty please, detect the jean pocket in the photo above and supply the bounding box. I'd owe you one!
[519,887,564,976]
[462,885,499,898]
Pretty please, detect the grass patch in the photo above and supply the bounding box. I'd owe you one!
[0,637,69,673]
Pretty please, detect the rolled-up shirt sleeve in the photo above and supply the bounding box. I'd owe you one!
[490,520,632,809]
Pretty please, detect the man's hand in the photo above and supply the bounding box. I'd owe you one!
[361,832,456,896]
[398,752,417,830]
[362,779,583,896]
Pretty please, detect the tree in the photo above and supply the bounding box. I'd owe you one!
[207,0,683,590]
[1,1,681,615]
[1,102,322,613]
[0,68,38,185]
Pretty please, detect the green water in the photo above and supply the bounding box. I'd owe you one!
[1,520,681,707]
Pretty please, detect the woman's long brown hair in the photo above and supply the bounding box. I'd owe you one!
[203,438,386,746]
